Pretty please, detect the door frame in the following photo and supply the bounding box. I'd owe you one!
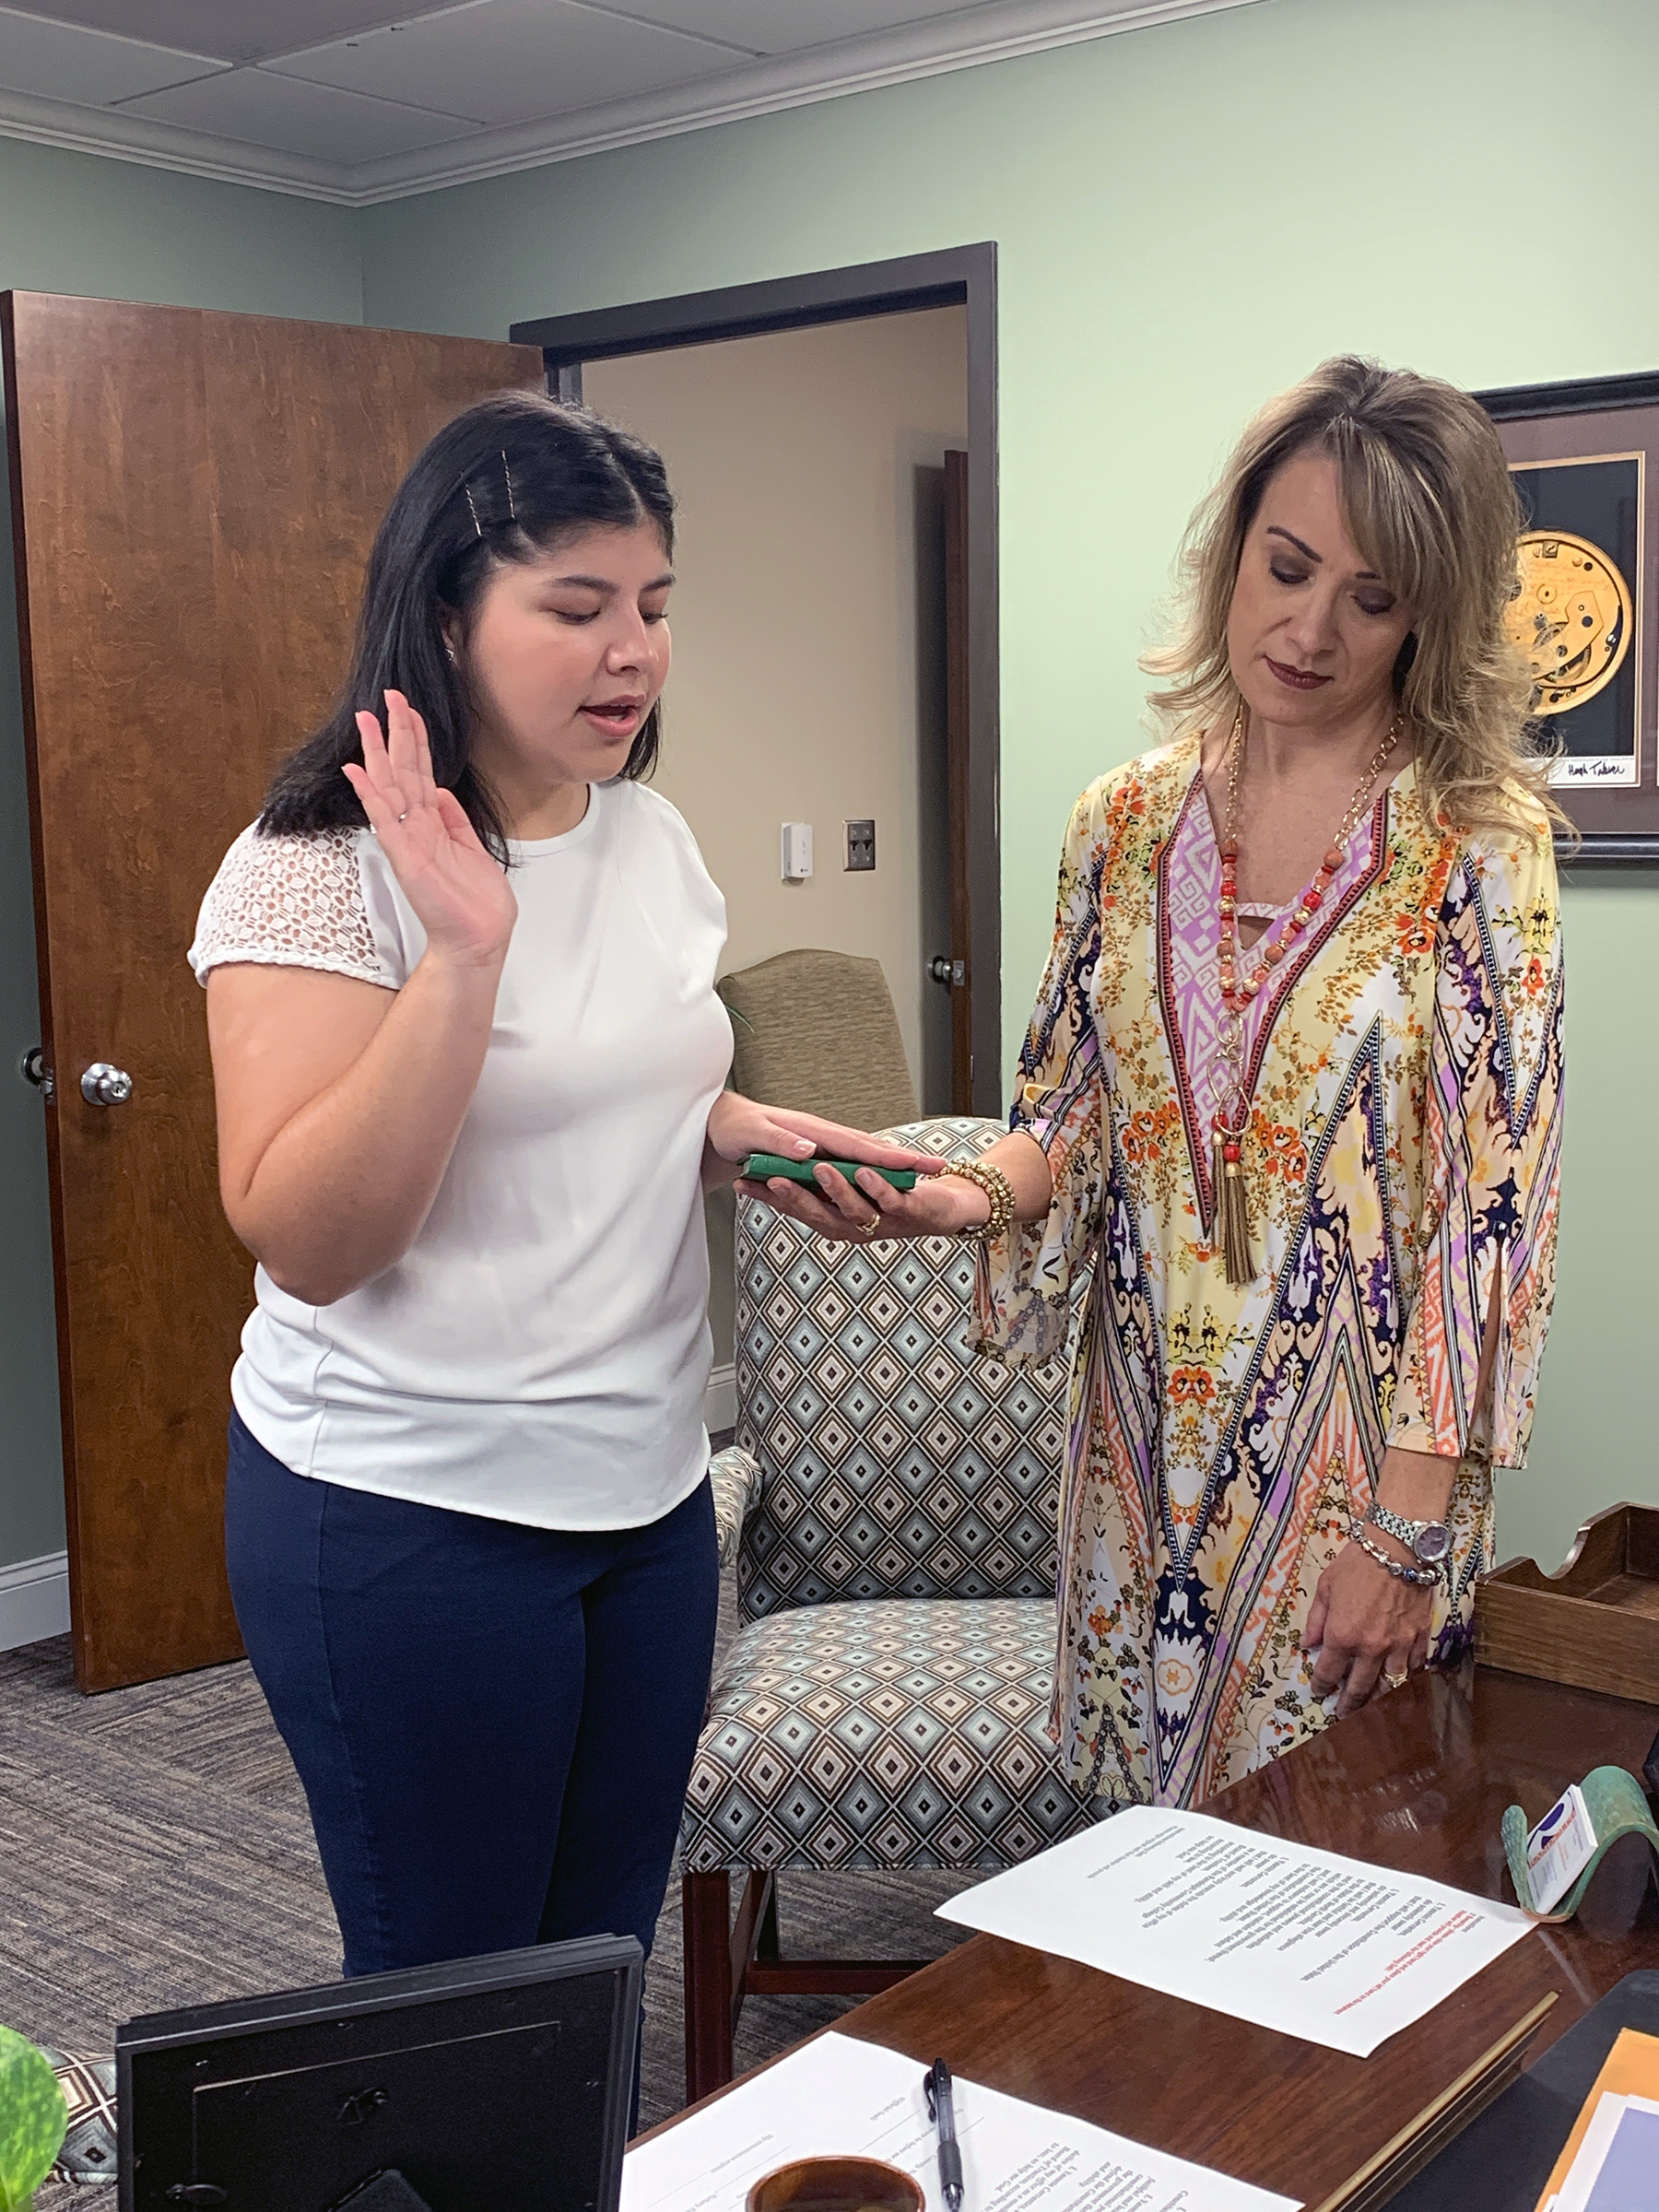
[511,243,1003,1115]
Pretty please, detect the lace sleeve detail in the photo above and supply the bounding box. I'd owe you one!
[190,827,395,988]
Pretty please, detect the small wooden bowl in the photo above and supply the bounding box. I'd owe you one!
[746,2155,924,2212]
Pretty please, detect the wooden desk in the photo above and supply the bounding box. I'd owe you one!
[793,1669,1659,2206]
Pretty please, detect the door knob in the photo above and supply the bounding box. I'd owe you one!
[80,1062,133,1106]
[928,957,966,987]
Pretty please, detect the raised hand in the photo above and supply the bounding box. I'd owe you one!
[341,690,517,969]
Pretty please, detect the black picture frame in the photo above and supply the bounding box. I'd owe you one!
[117,1935,641,2210]
[1477,370,1659,863]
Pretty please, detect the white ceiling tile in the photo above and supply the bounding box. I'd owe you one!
[269,0,747,128]
[606,0,995,55]
[0,0,1267,192]
[0,6,225,103]
[5,5,454,65]
[121,63,481,161]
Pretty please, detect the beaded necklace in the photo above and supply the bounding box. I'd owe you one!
[1210,702,1401,1286]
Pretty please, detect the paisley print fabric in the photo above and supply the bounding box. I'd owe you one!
[979,733,1564,1809]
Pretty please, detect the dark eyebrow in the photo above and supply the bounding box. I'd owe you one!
[1266,525,1382,582]
[547,571,676,592]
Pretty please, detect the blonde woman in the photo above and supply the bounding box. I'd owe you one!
[748,357,1564,1806]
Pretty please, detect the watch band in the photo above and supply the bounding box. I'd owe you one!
[1365,1500,1453,1565]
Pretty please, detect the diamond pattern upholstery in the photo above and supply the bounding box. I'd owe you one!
[42,2046,117,2187]
[734,1116,1066,1622]
[681,1117,1094,1876]
[681,1596,1093,1873]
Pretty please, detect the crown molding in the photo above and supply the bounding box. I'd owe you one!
[0,0,1266,208]
[0,80,353,197]
[346,0,1267,203]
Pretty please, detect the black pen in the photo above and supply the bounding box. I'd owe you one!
[924,2058,964,2212]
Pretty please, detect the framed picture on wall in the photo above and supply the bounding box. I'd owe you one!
[1477,369,1659,861]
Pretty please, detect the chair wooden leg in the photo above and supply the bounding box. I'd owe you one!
[730,1868,774,1991]
[683,1870,734,2105]
[755,1872,781,1962]
[684,1865,930,2105]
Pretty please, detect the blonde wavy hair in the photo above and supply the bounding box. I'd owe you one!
[1144,355,1560,838]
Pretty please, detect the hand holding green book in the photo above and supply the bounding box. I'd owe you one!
[742,1153,918,1191]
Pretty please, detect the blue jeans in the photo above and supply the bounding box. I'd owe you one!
[224,1411,719,1981]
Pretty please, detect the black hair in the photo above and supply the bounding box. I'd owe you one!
[259,390,675,859]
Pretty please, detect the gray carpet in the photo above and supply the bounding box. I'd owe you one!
[0,1578,970,2202]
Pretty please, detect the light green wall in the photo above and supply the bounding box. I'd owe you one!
[0,142,362,1571]
[357,0,1659,1573]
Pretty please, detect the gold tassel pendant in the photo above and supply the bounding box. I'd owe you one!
[1213,1124,1256,1288]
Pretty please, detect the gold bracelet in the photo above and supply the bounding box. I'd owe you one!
[939,1161,1017,1241]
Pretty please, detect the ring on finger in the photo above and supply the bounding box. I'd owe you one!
[1382,1668,1409,1691]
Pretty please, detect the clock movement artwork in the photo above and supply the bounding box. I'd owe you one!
[1508,525,1634,718]
[1505,455,1640,788]
[1479,371,1659,860]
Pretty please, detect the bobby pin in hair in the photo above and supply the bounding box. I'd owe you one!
[464,481,485,537]
[500,449,518,522]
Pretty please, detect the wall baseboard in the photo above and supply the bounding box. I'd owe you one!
[705,1363,736,1437]
[0,1550,70,1653]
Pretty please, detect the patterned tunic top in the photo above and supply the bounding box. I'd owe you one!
[979,733,1564,1808]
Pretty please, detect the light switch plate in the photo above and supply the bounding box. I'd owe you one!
[844,818,876,871]
[781,821,813,880]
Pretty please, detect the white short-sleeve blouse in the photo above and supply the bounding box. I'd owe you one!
[191,778,733,1531]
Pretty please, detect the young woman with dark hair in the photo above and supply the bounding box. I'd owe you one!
[191,391,930,1997]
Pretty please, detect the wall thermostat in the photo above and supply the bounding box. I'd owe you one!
[781,822,813,880]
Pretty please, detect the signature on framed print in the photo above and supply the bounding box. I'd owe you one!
[1477,370,1659,861]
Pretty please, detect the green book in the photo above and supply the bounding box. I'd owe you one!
[743,1153,917,1191]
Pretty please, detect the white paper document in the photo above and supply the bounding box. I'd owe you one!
[622,2029,1297,2212]
[937,1805,1535,2059]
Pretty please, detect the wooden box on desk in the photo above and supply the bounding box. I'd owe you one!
[1477,1501,1659,1702]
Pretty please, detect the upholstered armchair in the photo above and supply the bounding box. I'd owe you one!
[681,1116,1094,2100]
[716,948,919,1131]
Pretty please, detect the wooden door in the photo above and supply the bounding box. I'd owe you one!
[4,293,542,1691]
[942,448,972,1112]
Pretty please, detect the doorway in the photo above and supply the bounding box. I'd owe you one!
[511,245,1000,1119]
[584,309,962,1119]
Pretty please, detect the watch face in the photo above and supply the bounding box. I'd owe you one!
[1413,1523,1453,1564]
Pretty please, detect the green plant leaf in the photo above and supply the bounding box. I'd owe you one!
[0,2026,67,2211]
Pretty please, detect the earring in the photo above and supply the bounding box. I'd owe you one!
[444,641,458,667]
